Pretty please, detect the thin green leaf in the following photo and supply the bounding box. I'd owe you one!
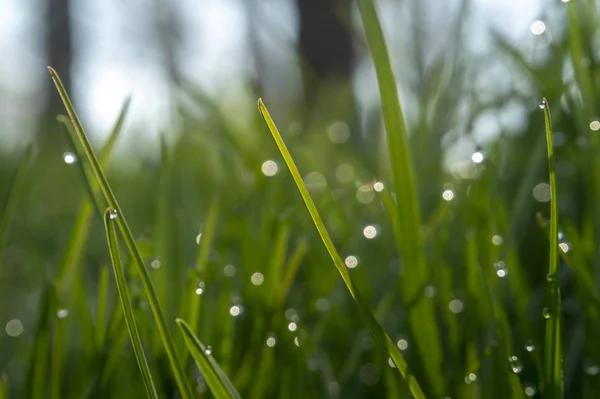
[257,99,425,398]
[0,373,8,399]
[176,318,241,399]
[0,144,33,276]
[104,208,159,399]
[48,66,194,399]
[541,97,562,398]
[356,0,443,393]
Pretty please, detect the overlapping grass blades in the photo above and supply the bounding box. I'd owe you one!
[48,67,194,399]
[257,99,425,398]
[104,209,159,399]
[357,0,442,392]
[541,97,562,398]
[176,318,241,399]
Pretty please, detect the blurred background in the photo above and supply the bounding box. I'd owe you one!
[3,0,600,398]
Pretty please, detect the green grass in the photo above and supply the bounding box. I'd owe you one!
[2,0,600,397]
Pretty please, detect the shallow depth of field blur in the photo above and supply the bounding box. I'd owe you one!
[2,0,600,398]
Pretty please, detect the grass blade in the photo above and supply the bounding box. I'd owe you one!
[0,373,8,399]
[104,208,159,399]
[176,318,241,399]
[48,66,194,399]
[541,97,562,398]
[356,0,443,392]
[258,99,425,398]
[0,144,33,276]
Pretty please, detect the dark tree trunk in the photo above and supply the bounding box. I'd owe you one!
[44,0,73,118]
[295,0,354,105]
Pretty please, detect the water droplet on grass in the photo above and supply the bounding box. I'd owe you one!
[509,356,523,373]
[57,309,69,319]
[542,307,552,319]
[539,99,547,109]
[204,345,212,355]
[546,273,557,282]
[63,152,77,164]
[109,209,118,220]
[195,233,202,245]
[525,340,536,352]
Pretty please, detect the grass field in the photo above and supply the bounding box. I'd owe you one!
[1,1,600,398]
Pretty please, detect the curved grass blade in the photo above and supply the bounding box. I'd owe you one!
[356,0,443,392]
[541,97,562,398]
[176,318,241,399]
[258,99,425,398]
[48,66,194,399]
[104,208,159,399]
[0,144,33,276]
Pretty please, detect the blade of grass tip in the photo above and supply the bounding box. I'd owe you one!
[257,99,425,399]
[0,144,33,276]
[0,373,8,399]
[48,67,193,399]
[104,208,159,399]
[176,318,241,399]
[541,97,562,399]
[356,0,443,393]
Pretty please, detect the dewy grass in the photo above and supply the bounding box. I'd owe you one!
[176,318,241,399]
[356,0,443,393]
[48,67,194,399]
[104,209,159,399]
[258,99,426,399]
[541,97,562,398]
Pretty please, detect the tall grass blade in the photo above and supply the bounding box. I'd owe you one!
[104,208,159,399]
[356,0,443,392]
[0,144,33,275]
[48,66,194,399]
[0,373,8,399]
[541,97,562,398]
[176,318,241,399]
[258,99,425,398]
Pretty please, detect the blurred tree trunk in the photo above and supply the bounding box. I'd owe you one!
[296,0,354,104]
[44,0,73,119]
[295,0,361,151]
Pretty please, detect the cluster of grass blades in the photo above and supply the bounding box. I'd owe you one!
[48,67,240,399]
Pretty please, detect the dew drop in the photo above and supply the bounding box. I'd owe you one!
[388,357,396,368]
[109,209,118,220]
[584,360,600,375]
[524,385,537,397]
[229,305,241,316]
[546,273,557,282]
[205,345,212,355]
[57,309,69,319]
[524,340,536,352]
[266,335,277,347]
[542,307,551,319]
[539,99,547,109]
[195,281,205,295]
[63,152,77,164]
[195,233,202,245]
[509,356,523,373]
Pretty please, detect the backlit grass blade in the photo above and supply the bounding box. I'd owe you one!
[48,66,194,399]
[0,373,8,399]
[104,208,159,399]
[176,318,241,399]
[541,97,562,398]
[258,99,425,398]
[0,144,33,275]
[357,0,443,393]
